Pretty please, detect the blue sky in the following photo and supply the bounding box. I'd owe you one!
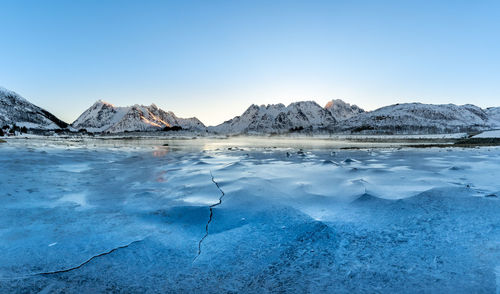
[1,0,499,126]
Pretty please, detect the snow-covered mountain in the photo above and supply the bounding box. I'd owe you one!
[210,101,335,134]
[72,100,205,133]
[325,99,364,120]
[334,103,492,134]
[485,107,500,127]
[0,87,67,130]
[2,85,499,136]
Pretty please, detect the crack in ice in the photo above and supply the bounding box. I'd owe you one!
[194,170,226,261]
[36,239,144,276]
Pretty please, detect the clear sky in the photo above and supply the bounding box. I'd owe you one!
[1,0,499,126]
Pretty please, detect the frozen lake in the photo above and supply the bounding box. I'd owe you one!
[0,138,499,293]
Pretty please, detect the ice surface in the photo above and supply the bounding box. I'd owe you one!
[0,138,499,293]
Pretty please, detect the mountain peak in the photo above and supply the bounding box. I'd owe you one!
[0,87,29,103]
[325,99,364,120]
[97,99,113,104]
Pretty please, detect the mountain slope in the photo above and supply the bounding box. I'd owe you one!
[485,107,500,127]
[72,101,205,133]
[334,103,491,134]
[0,87,68,130]
[325,99,364,120]
[211,101,335,134]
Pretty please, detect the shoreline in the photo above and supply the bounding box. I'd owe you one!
[2,134,499,150]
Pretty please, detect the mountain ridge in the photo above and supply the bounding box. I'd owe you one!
[331,102,493,134]
[72,100,205,133]
[1,86,499,135]
[209,101,337,134]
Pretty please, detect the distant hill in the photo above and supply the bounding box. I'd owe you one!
[334,103,492,134]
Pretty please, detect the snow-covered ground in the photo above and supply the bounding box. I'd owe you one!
[0,139,499,293]
[473,129,500,138]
